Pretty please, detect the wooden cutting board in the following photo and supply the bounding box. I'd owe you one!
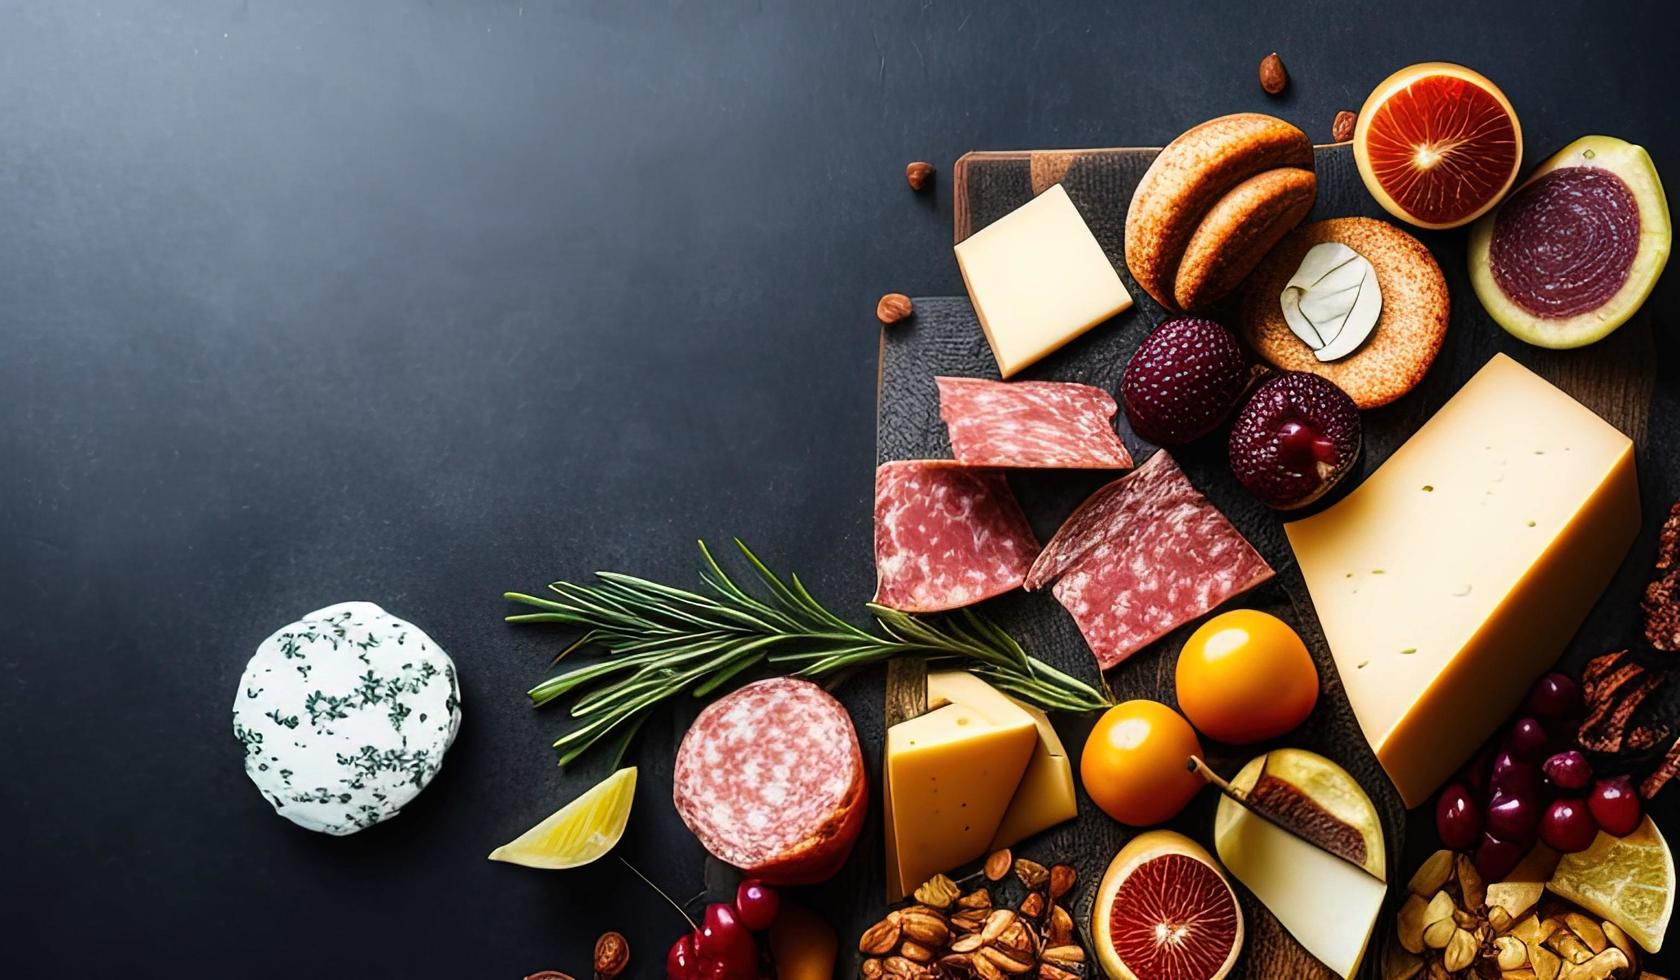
[870,143,1658,978]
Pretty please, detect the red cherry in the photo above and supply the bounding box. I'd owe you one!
[1524,672,1581,719]
[1541,750,1593,792]
[1475,832,1526,881]
[1540,798,1600,853]
[1506,717,1551,761]
[667,933,700,980]
[734,879,780,931]
[1487,792,1540,840]
[1435,783,1484,850]
[697,903,758,976]
[1489,751,1539,799]
[1589,776,1642,837]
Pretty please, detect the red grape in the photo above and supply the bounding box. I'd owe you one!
[1589,776,1642,837]
[1474,832,1526,881]
[1489,751,1539,799]
[1487,791,1540,840]
[667,933,700,980]
[1435,783,1484,850]
[1524,672,1581,719]
[1506,717,1551,760]
[733,880,780,931]
[1540,798,1599,853]
[1541,750,1593,792]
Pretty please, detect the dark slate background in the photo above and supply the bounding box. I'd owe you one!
[3,2,1677,976]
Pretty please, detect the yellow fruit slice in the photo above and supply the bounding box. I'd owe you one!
[1546,816,1674,953]
[488,767,637,869]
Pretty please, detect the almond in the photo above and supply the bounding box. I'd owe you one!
[1332,110,1356,143]
[1259,52,1288,95]
[984,849,1012,882]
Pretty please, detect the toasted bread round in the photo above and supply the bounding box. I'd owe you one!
[1239,217,1449,409]
[1125,113,1314,310]
[1175,167,1317,310]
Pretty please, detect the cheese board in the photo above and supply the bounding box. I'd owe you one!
[867,141,1667,977]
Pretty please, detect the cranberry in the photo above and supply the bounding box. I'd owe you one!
[1589,776,1642,837]
[1435,783,1484,850]
[1540,798,1600,853]
[733,880,780,931]
[1524,672,1582,719]
[1474,832,1527,881]
[1487,791,1541,840]
[1541,750,1594,792]
[1506,717,1551,761]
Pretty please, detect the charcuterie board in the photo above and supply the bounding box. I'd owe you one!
[869,142,1664,978]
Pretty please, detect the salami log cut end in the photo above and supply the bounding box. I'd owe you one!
[672,678,866,884]
[936,376,1134,469]
[873,460,1041,613]
[1028,451,1274,669]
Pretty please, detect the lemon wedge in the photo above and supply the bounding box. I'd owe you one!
[1547,815,1674,953]
[489,767,637,869]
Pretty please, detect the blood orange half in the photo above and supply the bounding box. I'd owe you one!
[1353,62,1523,229]
[1092,830,1243,980]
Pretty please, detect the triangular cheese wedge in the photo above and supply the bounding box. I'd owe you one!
[883,686,1037,900]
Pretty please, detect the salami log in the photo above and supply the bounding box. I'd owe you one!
[873,460,1041,612]
[1026,450,1273,669]
[672,678,866,884]
[936,376,1134,469]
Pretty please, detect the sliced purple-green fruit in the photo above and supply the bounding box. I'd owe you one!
[1469,136,1670,349]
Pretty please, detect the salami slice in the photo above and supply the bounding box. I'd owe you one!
[873,460,1041,612]
[1026,451,1274,669]
[672,678,866,884]
[936,376,1134,469]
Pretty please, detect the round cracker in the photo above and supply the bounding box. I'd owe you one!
[1239,217,1448,409]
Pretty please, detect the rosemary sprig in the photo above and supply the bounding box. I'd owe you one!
[506,539,1113,765]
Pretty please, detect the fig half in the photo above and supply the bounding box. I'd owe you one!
[1469,136,1670,349]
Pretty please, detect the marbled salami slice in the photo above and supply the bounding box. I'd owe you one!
[672,678,866,884]
[936,376,1134,469]
[1026,451,1274,669]
[873,460,1041,612]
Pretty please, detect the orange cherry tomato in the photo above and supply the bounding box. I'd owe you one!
[1175,609,1318,744]
[1080,699,1205,826]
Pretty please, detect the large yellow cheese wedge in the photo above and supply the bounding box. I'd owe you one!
[883,677,1038,900]
[925,671,1079,850]
[1287,353,1639,807]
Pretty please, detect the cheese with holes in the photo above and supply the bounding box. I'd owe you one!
[925,671,1079,850]
[954,183,1132,377]
[1214,796,1385,978]
[882,676,1038,900]
[1286,354,1639,808]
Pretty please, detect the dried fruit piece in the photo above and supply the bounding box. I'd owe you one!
[1018,892,1045,919]
[1048,864,1077,901]
[1578,673,1665,753]
[593,931,629,977]
[1332,110,1356,143]
[906,162,934,192]
[984,849,1012,882]
[877,293,914,325]
[1259,52,1288,95]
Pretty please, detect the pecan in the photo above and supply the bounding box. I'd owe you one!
[984,849,1012,882]
[592,931,629,978]
[899,907,950,948]
[876,293,914,326]
[905,161,935,192]
[958,888,992,910]
[1629,723,1670,751]
[1656,500,1680,571]
[525,973,573,980]
[1582,651,1633,704]
[1048,864,1077,901]
[1046,905,1074,946]
[860,915,903,955]
[1644,570,1680,650]
[1259,52,1288,95]
[1332,110,1356,143]
[1579,674,1665,753]
[1014,858,1049,891]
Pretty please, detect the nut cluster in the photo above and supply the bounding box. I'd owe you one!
[859,851,1085,979]
[1386,850,1642,980]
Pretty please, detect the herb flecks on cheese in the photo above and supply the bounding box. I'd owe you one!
[232,601,462,835]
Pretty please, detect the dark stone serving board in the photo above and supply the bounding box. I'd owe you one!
[868,143,1668,978]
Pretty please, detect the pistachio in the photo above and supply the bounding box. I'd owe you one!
[1444,927,1478,972]
[1398,895,1431,954]
[1423,916,1457,950]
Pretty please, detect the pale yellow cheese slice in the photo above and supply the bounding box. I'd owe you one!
[954,183,1132,377]
[1286,353,1639,807]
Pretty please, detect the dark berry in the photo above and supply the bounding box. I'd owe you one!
[1589,776,1642,837]
[1120,316,1248,444]
[1540,798,1599,853]
[1541,750,1593,792]
[1228,372,1361,509]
